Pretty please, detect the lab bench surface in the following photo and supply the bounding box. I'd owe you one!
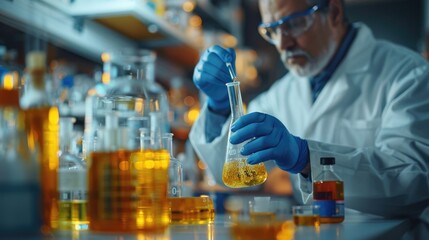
[47,209,415,240]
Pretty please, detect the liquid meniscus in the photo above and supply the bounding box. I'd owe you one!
[222,159,267,188]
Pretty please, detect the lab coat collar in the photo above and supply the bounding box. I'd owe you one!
[341,23,375,74]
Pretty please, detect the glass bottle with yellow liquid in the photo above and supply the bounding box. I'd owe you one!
[58,117,88,231]
[222,63,267,188]
[20,51,59,233]
[85,49,170,233]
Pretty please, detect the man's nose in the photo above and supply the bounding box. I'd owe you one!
[278,33,296,50]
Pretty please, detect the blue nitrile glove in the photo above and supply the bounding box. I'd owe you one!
[193,45,236,114]
[230,112,309,174]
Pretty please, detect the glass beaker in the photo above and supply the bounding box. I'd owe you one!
[168,196,215,224]
[227,196,294,240]
[162,133,183,197]
[222,81,267,188]
[87,112,170,233]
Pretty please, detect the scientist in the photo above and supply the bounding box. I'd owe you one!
[189,0,429,225]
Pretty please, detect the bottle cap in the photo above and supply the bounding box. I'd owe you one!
[320,157,335,165]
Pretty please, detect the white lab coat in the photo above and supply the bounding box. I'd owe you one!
[189,23,429,221]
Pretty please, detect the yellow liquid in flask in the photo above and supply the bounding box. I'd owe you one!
[222,159,267,188]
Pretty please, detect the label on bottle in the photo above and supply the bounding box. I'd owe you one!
[314,200,344,218]
[59,169,87,200]
[0,183,41,233]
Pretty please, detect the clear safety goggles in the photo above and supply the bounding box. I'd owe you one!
[258,5,323,45]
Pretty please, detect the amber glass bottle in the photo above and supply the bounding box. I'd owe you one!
[313,157,345,223]
[20,52,60,232]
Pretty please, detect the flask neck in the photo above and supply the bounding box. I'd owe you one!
[60,117,76,153]
[25,51,47,91]
[226,81,244,121]
[120,67,153,83]
[111,49,156,83]
[21,51,50,108]
[27,68,46,90]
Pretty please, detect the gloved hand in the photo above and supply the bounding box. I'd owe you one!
[230,112,309,174]
[193,45,236,113]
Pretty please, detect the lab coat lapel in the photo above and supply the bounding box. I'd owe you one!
[288,76,313,136]
[302,23,374,137]
[304,73,353,132]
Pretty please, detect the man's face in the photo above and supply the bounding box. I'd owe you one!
[259,0,339,77]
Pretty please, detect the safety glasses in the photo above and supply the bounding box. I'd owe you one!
[258,5,323,45]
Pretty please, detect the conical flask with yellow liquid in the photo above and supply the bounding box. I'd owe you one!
[222,63,267,188]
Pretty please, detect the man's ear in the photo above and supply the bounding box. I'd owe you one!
[328,0,344,26]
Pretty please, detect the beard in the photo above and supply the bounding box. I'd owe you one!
[280,37,338,78]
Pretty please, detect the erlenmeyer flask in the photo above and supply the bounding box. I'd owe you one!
[222,81,267,188]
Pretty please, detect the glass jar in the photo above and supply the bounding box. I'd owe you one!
[83,49,169,155]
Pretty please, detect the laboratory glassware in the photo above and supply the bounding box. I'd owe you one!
[292,205,320,226]
[0,88,41,236]
[87,112,169,233]
[163,133,183,197]
[58,117,88,231]
[228,196,295,239]
[20,51,60,232]
[313,157,345,223]
[168,196,215,224]
[84,49,169,150]
[222,64,267,188]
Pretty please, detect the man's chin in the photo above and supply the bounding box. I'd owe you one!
[286,65,313,78]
